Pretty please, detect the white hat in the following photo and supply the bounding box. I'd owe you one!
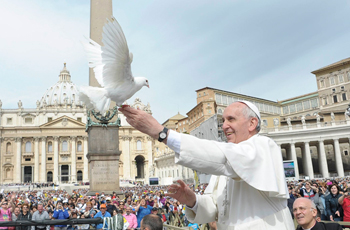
[237,100,261,120]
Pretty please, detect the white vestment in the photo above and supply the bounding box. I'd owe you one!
[172,133,294,230]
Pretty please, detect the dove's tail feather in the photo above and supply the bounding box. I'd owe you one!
[77,86,110,114]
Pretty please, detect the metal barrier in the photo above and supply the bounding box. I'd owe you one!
[0,218,102,227]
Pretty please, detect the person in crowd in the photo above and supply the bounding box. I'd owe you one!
[159,194,166,207]
[53,200,69,230]
[32,204,50,230]
[12,207,21,221]
[296,181,318,200]
[93,204,111,230]
[118,202,125,215]
[287,186,297,218]
[62,202,69,212]
[325,184,343,221]
[312,184,326,221]
[31,205,38,216]
[123,207,137,230]
[135,198,153,228]
[147,196,154,207]
[338,187,350,224]
[140,214,163,230]
[293,198,341,230]
[125,199,132,208]
[76,199,86,215]
[0,196,16,230]
[45,200,55,213]
[16,203,33,230]
[151,208,162,220]
[119,101,294,229]
[106,198,117,216]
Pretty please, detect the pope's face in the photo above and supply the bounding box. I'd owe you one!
[222,102,256,144]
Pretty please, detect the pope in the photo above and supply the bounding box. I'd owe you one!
[119,101,294,230]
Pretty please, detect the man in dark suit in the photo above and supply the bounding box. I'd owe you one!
[294,198,342,230]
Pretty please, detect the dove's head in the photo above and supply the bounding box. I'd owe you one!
[136,77,150,88]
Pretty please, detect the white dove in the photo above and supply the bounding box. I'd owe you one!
[78,17,149,114]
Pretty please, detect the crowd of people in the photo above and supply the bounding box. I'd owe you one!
[0,178,350,230]
[0,183,209,230]
[287,178,350,225]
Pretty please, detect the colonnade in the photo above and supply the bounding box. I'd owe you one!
[10,136,88,183]
[278,137,350,179]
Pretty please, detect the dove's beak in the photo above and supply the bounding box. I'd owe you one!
[147,85,150,88]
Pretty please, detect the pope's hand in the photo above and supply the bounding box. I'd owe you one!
[166,180,196,208]
[119,107,164,141]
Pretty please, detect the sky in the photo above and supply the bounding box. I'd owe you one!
[0,0,350,123]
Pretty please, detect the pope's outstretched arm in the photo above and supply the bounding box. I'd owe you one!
[119,107,166,142]
[119,107,217,218]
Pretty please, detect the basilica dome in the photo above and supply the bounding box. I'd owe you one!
[39,63,83,108]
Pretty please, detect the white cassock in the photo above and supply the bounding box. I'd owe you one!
[167,131,294,230]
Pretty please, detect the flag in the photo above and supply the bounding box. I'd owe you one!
[194,170,199,189]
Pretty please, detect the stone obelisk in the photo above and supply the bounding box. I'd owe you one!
[87,0,122,196]
[89,0,113,87]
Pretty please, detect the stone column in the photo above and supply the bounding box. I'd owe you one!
[131,137,136,180]
[53,136,59,184]
[31,166,34,182]
[144,160,149,182]
[41,137,46,182]
[318,139,329,178]
[83,137,89,182]
[16,137,22,183]
[147,136,153,181]
[71,136,77,182]
[333,138,344,177]
[303,141,314,179]
[68,165,71,183]
[122,136,131,179]
[290,142,299,179]
[21,166,24,183]
[34,137,40,182]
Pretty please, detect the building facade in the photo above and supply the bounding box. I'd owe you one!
[0,64,155,184]
[158,57,350,181]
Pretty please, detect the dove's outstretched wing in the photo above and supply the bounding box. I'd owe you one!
[82,17,133,89]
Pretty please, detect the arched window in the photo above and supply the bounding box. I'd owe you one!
[62,141,68,151]
[6,168,11,179]
[25,141,31,153]
[77,141,82,152]
[48,142,53,152]
[77,170,83,182]
[6,142,12,154]
[137,140,142,150]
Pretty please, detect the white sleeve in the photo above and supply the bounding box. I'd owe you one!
[185,195,217,224]
[166,130,181,153]
[185,195,198,213]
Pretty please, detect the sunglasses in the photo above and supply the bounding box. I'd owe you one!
[2,203,8,205]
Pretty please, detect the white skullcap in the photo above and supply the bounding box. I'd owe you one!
[236,100,261,120]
